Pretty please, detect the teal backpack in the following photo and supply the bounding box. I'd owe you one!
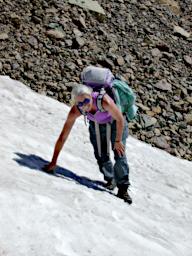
[112,78,138,121]
[81,66,138,121]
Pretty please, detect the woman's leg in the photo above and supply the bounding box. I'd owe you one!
[89,121,114,182]
[111,118,130,189]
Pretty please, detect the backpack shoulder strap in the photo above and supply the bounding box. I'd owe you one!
[96,87,118,112]
[96,88,106,112]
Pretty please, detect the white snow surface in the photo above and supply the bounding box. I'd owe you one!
[0,76,192,256]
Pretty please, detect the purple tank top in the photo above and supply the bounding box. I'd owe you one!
[86,92,113,124]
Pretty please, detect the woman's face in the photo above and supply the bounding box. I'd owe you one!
[75,94,92,112]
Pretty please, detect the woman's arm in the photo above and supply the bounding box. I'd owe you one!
[102,94,125,156]
[44,105,81,172]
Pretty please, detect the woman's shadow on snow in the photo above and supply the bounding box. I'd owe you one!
[14,152,111,193]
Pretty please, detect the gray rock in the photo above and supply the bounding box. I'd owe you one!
[98,57,114,69]
[152,106,162,114]
[151,48,162,58]
[126,13,134,24]
[46,29,65,39]
[73,28,82,37]
[15,52,23,63]
[154,79,172,91]
[178,122,187,129]
[28,36,38,49]
[31,15,42,24]
[0,33,9,40]
[12,63,20,70]
[73,36,85,48]
[183,55,192,66]
[65,62,76,71]
[124,54,134,64]
[185,114,192,125]
[109,42,118,53]
[116,56,125,66]
[173,26,191,38]
[65,39,73,47]
[186,97,192,104]
[137,103,150,111]
[171,101,186,111]
[79,16,87,28]
[162,52,175,60]
[145,131,154,138]
[48,23,61,29]
[141,114,157,128]
[47,90,54,96]
[154,128,161,136]
[175,112,183,121]
[24,72,34,80]
[152,136,170,149]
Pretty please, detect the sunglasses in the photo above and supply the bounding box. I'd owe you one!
[77,98,91,108]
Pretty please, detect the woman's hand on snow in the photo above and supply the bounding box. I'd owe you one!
[42,162,56,174]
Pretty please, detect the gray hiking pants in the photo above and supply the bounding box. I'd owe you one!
[89,118,130,189]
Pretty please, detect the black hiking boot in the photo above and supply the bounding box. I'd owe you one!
[104,179,116,190]
[117,188,132,204]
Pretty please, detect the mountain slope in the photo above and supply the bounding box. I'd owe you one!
[0,76,192,256]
